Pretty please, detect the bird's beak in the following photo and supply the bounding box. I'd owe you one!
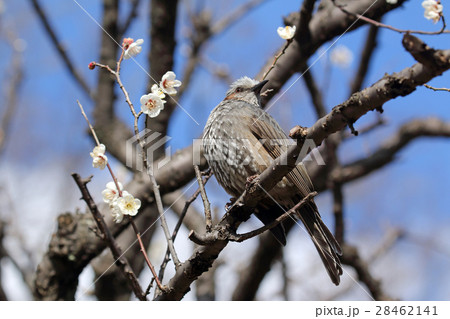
[251,80,269,94]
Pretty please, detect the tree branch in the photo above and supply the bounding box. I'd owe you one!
[93,0,134,166]
[71,173,147,300]
[0,38,23,158]
[335,118,450,183]
[119,0,141,37]
[341,244,391,301]
[28,0,93,98]
[350,23,380,95]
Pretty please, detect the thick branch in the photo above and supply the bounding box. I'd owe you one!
[296,0,316,47]
[157,35,450,300]
[233,116,450,300]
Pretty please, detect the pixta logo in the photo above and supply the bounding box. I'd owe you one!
[126,129,172,171]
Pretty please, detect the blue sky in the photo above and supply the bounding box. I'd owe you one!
[0,0,449,300]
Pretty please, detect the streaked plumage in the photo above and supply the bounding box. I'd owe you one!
[203,77,342,285]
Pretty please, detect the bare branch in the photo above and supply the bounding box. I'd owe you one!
[227,192,317,243]
[424,84,450,92]
[0,39,23,157]
[71,173,147,301]
[296,0,316,47]
[119,0,141,37]
[179,0,267,96]
[230,117,450,301]
[402,33,450,69]
[341,244,391,301]
[157,171,213,283]
[211,0,267,35]
[350,23,380,94]
[194,165,212,232]
[199,57,233,85]
[156,35,450,300]
[93,0,134,166]
[232,222,293,300]
[331,0,448,35]
[323,228,402,301]
[301,64,327,118]
[335,118,450,184]
[258,0,401,105]
[28,0,93,98]
[261,39,294,81]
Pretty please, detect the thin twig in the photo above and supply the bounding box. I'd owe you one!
[92,54,138,118]
[93,44,182,271]
[148,162,181,270]
[78,101,122,195]
[71,173,147,301]
[77,99,165,292]
[157,170,213,283]
[424,84,450,92]
[331,0,449,35]
[180,0,268,96]
[279,250,290,301]
[77,100,100,145]
[29,0,93,98]
[261,39,293,81]
[342,116,385,139]
[332,181,344,245]
[0,39,23,158]
[301,63,327,118]
[128,216,165,291]
[199,57,233,85]
[194,165,212,232]
[227,192,317,243]
[350,22,380,95]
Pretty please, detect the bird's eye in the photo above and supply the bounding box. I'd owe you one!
[235,87,243,93]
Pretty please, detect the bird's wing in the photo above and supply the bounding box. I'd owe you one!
[246,109,343,285]
[241,108,314,197]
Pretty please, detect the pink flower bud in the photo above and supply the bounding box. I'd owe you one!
[88,62,96,70]
[123,37,134,46]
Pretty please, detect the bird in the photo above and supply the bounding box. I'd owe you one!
[202,76,342,285]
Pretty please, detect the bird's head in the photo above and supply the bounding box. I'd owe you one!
[224,76,268,106]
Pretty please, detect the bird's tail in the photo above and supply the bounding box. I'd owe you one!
[296,202,343,285]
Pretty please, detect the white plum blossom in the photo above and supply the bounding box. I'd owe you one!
[386,0,397,4]
[124,38,144,59]
[90,144,108,169]
[160,71,182,95]
[422,0,443,24]
[111,205,124,223]
[102,181,123,204]
[117,193,141,217]
[330,45,353,68]
[140,93,166,118]
[151,83,166,99]
[277,25,296,40]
